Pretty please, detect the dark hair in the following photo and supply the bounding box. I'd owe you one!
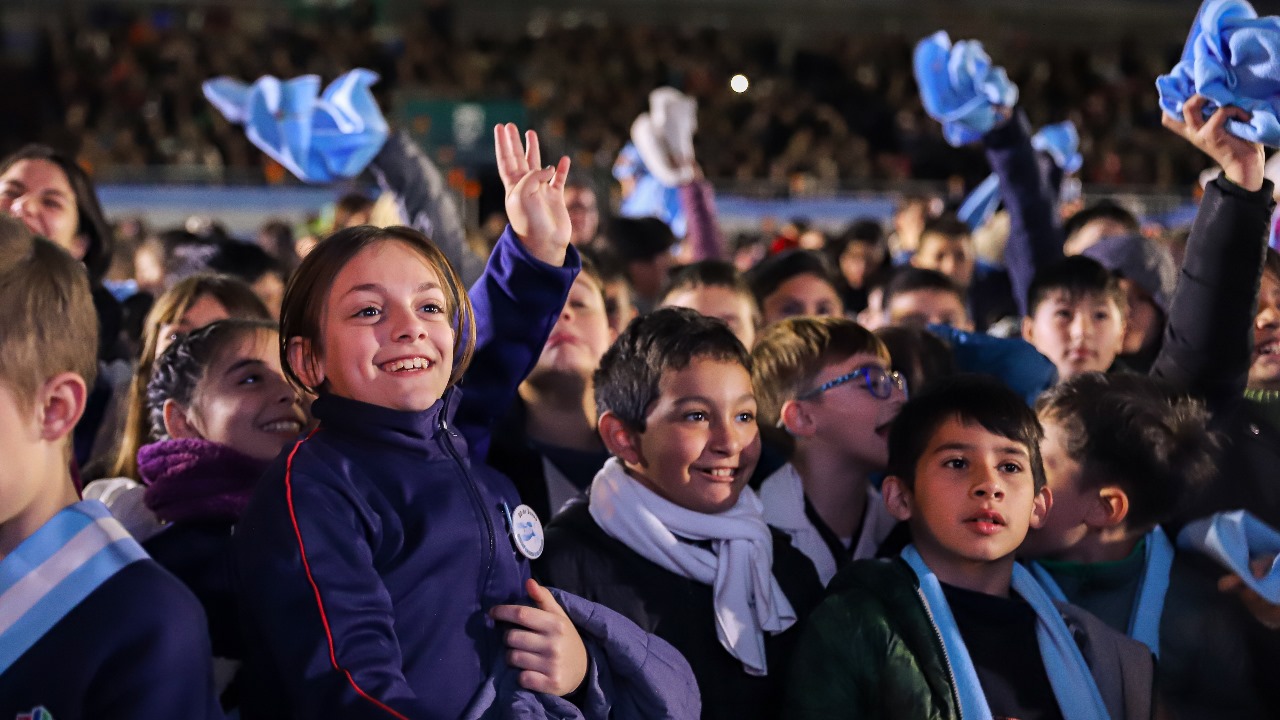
[1,144,113,284]
[661,260,758,312]
[207,240,283,285]
[1265,247,1280,282]
[745,249,838,307]
[258,219,297,271]
[333,192,375,229]
[1063,200,1139,244]
[159,229,219,287]
[826,219,887,264]
[279,225,476,395]
[147,319,278,440]
[882,267,965,308]
[887,374,1046,492]
[1026,256,1126,316]
[1036,373,1218,529]
[874,325,956,397]
[603,216,676,263]
[594,307,751,432]
[580,246,630,285]
[919,214,972,243]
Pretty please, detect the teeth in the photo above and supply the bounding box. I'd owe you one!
[381,357,431,372]
[1260,342,1279,356]
[261,420,301,433]
[704,468,735,478]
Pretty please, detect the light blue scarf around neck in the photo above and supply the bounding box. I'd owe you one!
[1029,526,1174,657]
[902,545,1110,720]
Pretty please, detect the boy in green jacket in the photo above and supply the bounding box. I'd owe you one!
[784,375,1156,720]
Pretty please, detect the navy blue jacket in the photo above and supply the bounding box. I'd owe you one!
[235,393,532,720]
[0,561,223,719]
[235,226,579,719]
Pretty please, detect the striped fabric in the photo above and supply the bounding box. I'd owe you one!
[0,500,148,674]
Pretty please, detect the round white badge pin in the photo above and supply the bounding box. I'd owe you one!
[508,504,545,560]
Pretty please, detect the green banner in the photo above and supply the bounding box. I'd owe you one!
[397,97,528,165]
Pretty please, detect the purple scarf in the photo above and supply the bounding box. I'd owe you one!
[138,438,268,524]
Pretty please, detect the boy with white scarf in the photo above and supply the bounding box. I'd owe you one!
[535,307,823,720]
[785,375,1157,720]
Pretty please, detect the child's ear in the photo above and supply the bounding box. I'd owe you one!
[778,399,816,438]
[71,233,90,262]
[162,399,201,440]
[1021,315,1036,344]
[598,411,644,466]
[36,372,87,443]
[1028,486,1055,530]
[881,475,914,522]
[1085,486,1129,529]
[287,336,324,390]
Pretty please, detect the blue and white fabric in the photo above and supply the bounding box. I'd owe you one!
[203,68,389,182]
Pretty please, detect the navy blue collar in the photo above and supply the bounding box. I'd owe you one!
[310,389,464,455]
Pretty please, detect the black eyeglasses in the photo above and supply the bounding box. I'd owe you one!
[797,365,908,401]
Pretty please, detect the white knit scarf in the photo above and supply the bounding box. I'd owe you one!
[588,457,796,676]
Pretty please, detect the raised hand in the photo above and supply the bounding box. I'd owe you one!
[494,123,573,266]
[489,578,589,696]
[1163,95,1266,192]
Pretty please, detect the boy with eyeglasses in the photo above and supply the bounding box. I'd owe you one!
[752,317,908,584]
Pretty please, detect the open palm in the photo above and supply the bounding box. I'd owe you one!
[494,123,572,259]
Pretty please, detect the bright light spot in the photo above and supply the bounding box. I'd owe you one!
[730,74,749,93]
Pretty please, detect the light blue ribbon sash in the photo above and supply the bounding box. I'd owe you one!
[902,545,1109,720]
[0,500,148,675]
[1029,526,1174,657]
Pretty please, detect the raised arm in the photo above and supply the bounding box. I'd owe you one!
[455,125,579,460]
[1150,96,1275,411]
[677,174,728,263]
[982,110,1067,316]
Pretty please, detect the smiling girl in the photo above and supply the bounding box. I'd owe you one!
[232,126,613,719]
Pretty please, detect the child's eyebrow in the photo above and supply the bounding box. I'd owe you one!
[223,358,267,375]
[930,441,1028,457]
[343,281,441,296]
[672,393,755,406]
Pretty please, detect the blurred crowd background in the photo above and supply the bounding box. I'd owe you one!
[0,0,1217,264]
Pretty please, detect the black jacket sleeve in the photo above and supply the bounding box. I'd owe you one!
[1150,176,1276,413]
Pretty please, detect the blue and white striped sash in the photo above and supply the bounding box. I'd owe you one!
[0,500,148,675]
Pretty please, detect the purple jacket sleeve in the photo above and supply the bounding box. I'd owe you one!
[983,110,1066,316]
[678,179,726,262]
[456,226,580,461]
[1150,176,1276,412]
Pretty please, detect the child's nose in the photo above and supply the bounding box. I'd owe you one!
[1069,312,1091,338]
[1257,302,1280,330]
[971,471,1005,499]
[709,418,744,454]
[390,306,428,341]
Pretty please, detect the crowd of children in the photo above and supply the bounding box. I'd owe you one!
[4,5,1280,719]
